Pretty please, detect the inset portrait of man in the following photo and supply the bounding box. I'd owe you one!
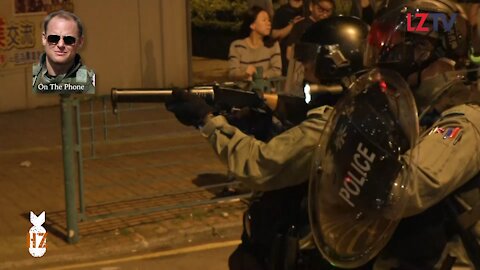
[33,10,95,94]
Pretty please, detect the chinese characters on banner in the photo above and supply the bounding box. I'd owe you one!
[0,17,6,66]
[0,18,5,47]
[0,0,74,70]
[0,17,43,69]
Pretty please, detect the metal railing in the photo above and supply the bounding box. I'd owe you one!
[60,94,251,244]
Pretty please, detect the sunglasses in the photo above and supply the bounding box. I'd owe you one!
[46,35,77,45]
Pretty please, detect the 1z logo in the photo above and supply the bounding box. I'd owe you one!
[27,211,47,257]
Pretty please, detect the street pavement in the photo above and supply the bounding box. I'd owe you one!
[0,57,246,269]
[46,241,238,270]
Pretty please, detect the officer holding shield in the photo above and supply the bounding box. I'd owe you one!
[167,16,369,269]
[302,0,480,268]
[166,0,480,268]
[357,0,480,268]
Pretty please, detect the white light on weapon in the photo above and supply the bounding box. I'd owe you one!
[304,83,311,104]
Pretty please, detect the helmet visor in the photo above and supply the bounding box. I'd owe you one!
[364,5,442,73]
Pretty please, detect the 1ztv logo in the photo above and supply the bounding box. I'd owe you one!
[407,13,457,32]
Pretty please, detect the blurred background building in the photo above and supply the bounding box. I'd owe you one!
[0,0,190,112]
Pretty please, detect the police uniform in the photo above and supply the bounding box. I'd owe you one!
[200,100,480,269]
[373,103,480,269]
[167,8,479,268]
[402,104,480,217]
[201,106,332,269]
[32,53,95,94]
[358,0,480,266]
[201,106,331,191]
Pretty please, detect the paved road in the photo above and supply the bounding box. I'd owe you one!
[0,98,246,270]
[44,241,239,270]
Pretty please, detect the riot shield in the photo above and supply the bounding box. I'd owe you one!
[308,68,419,268]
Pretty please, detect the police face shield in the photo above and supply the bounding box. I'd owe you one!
[284,42,343,103]
[308,68,419,268]
[364,6,443,77]
[364,4,471,120]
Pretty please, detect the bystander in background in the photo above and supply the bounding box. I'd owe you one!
[228,6,281,82]
[285,0,334,63]
[271,0,304,75]
[336,0,374,24]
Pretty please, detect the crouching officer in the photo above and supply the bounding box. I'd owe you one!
[33,10,95,94]
[165,16,370,270]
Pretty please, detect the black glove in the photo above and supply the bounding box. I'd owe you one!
[275,94,308,126]
[165,89,214,127]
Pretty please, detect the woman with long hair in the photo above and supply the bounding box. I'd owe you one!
[228,6,281,82]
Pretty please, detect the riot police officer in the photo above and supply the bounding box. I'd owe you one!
[167,1,480,266]
[166,16,370,270]
[354,0,480,268]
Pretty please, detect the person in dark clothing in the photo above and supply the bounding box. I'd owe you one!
[271,0,304,76]
[335,0,375,24]
[285,0,334,64]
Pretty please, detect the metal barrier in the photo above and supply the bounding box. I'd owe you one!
[60,94,251,244]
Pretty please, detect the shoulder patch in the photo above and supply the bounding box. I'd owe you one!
[428,126,464,144]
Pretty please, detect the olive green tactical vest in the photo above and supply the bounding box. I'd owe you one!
[32,57,95,94]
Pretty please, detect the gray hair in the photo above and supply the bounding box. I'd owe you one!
[43,10,84,37]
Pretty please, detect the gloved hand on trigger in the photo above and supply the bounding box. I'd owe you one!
[165,89,214,127]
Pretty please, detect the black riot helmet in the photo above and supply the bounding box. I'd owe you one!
[301,16,369,83]
[284,16,369,102]
[365,0,470,78]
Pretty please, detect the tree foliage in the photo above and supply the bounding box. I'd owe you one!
[191,0,248,32]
